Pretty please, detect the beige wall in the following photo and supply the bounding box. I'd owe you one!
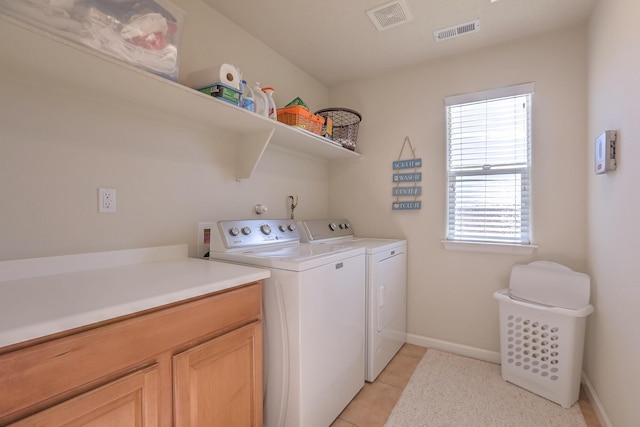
[5,0,638,423]
[0,0,330,261]
[328,25,589,353]
[586,0,640,425]
[176,0,327,111]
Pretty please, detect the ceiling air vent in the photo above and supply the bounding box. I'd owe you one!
[434,19,480,42]
[367,0,414,31]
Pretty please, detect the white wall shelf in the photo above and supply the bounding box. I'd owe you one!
[0,13,360,181]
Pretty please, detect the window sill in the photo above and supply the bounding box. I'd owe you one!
[441,240,538,255]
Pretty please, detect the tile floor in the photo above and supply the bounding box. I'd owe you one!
[330,344,601,427]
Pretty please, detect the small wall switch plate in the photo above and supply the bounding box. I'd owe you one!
[98,188,117,213]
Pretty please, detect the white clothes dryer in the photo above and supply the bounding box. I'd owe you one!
[298,218,407,382]
[208,219,365,427]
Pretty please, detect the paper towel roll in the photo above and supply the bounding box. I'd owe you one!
[186,64,240,90]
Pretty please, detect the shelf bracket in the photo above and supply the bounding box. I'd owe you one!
[236,128,275,181]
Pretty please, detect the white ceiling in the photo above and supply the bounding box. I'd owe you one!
[201,0,597,87]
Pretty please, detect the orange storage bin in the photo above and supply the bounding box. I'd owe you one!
[277,106,325,135]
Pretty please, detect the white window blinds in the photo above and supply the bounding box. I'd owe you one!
[445,83,534,245]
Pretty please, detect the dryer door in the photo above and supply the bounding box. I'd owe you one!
[367,246,407,381]
[372,249,407,333]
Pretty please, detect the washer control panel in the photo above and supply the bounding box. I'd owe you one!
[213,219,300,250]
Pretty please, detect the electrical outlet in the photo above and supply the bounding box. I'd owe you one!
[98,188,117,213]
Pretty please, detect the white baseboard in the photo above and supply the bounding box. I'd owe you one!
[406,333,501,364]
[581,372,613,427]
[406,333,613,427]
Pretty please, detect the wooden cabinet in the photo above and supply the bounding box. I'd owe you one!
[174,322,262,426]
[0,282,263,427]
[9,365,160,427]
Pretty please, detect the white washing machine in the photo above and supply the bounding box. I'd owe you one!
[298,218,407,382]
[207,219,365,427]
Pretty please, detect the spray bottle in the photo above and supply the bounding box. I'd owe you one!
[262,87,277,120]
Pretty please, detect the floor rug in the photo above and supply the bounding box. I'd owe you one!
[384,349,587,427]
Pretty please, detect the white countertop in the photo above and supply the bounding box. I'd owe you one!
[0,245,270,348]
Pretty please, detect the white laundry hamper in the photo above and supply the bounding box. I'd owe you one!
[494,261,594,408]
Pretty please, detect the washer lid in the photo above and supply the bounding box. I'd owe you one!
[209,243,364,271]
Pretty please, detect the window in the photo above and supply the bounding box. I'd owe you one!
[445,83,534,246]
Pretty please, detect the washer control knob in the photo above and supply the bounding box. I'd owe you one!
[229,227,240,237]
[329,222,338,231]
[241,227,252,235]
[344,223,350,229]
[261,224,272,235]
[339,223,346,229]
[279,224,287,232]
[288,223,296,232]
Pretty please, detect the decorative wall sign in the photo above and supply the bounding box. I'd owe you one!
[393,187,422,196]
[393,172,422,183]
[393,201,422,210]
[393,159,422,169]
[392,137,422,210]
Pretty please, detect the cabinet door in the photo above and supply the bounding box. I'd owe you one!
[10,365,159,427]
[173,321,262,427]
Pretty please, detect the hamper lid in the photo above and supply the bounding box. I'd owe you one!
[509,261,590,309]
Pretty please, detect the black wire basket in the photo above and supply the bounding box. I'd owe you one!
[314,108,362,151]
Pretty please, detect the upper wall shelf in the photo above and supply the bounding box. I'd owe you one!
[0,14,360,180]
